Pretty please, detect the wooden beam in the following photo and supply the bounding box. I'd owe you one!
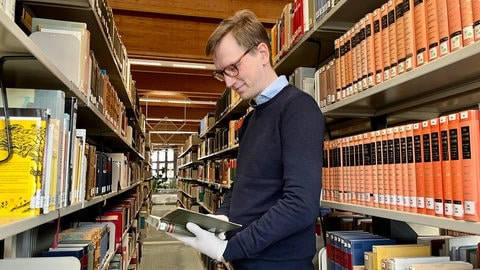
[109,0,292,24]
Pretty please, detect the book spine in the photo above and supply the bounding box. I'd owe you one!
[406,124,418,212]
[440,116,453,218]
[387,128,396,209]
[394,126,404,211]
[382,129,389,208]
[373,8,384,84]
[426,0,440,61]
[395,0,406,74]
[460,0,475,46]
[388,0,398,78]
[374,131,383,207]
[447,0,464,51]
[364,13,376,87]
[473,0,480,41]
[414,122,426,213]
[430,118,444,217]
[436,0,451,56]
[381,3,391,81]
[414,0,429,66]
[422,120,435,215]
[404,0,417,71]
[449,112,465,219]
[460,109,480,221]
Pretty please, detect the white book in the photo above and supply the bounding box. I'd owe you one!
[388,256,450,270]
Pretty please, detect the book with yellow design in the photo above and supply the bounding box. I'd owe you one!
[0,108,49,216]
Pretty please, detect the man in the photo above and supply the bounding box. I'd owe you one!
[170,9,325,269]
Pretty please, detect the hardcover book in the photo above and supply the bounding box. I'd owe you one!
[146,207,241,237]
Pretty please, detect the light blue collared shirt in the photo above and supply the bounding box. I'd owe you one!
[250,75,289,107]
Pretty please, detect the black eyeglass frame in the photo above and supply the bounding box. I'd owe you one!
[212,44,257,82]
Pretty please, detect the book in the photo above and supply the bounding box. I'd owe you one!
[440,115,454,218]
[409,261,473,269]
[372,244,431,270]
[430,118,444,216]
[405,123,417,212]
[388,0,398,78]
[422,120,435,215]
[426,0,440,61]
[395,0,406,74]
[460,0,475,46]
[459,110,480,221]
[146,207,241,237]
[387,256,450,270]
[381,3,391,81]
[437,0,450,56]
[404,0,417,71]
[447,0,464,51]
[414,0,429,66]
[473,0,480,41]
[0,108,49,216]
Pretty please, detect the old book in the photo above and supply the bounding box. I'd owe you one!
[146,207,241,236]
[440,116,454,218]
[404,0,417,71]
[381,3,391,81]
[413,122,426,213]
[406,123,417,212]
[394,126,405,210]
[387,128,395,209]
[373,8,384,84]
[0,108,49,216]
[437,0,451,56]
[430,118,444,216]
[426,0,440,61]
[408,261,473,270]
[460,110,480,221]
[448,112,465,219]
[387,256,450,270]
[460,0,474,46]
[414,0,429,66]
[372,244,431,270]
[364,12,376,87]
[388,0,398,78]
[395,0,406,74]
[473,0,480,41]
[422,120,435,215]
[447,0,464,51]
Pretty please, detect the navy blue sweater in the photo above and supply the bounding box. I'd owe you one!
[217,85,325,267]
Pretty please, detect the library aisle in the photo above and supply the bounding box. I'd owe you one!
[141,196,204,270]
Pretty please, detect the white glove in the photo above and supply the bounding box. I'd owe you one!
[168,222,228,262]
[206,214,229,240]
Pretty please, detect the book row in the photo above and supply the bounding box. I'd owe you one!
[315,0,480,109]
[177,179,228,214]
[271,0,340,64]
[0,89,147,216]
[322,108,480,222]
[326,230,480,270]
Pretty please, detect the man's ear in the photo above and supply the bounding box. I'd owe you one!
[257,42,271,66]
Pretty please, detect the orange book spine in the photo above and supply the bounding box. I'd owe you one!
[422,120,435,215]
[339,35,347,101]
[413,122,426,213]
[460,0,475,46]
[351,23,360,95]
[414,0,429,66]
[388,127,397,210]
[436,0,450,57]
[378,130,387,208]
[359,18,368,90]
[404,0,417,71]
[364,13,376,87]
[406,124,417,212]
[426,0,440,61]
[449,112,464,219]
[473,0,480,41]
[374,131,382,208]
[394,126,404,211]
[400,125,410,211]
[395,0,406,74]
[345,30,354,97]
[447,0,464,51]
[388,0,399,78]
[440,116,453,218]
[364,132,374,206]
[460,109,480,221]
[342,137,349,202]
[381,3,391,81]
[430,118,444,217]
[373,8,384,84]
[338,139,345,202]
[356,134,365,205]
[334,39,342,96]
[382,129,390,209]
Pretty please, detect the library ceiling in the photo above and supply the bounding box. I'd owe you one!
[109,0,292,147]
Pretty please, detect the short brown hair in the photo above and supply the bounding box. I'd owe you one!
[205,9,271,60]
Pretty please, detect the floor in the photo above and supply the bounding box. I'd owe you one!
[140,202,205,270]
[140,193,325,270]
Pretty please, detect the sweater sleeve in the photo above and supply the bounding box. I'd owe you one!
[223,93,325,261]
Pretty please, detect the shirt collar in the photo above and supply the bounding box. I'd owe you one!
[250,75,288,107]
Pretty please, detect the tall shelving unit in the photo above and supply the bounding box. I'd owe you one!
[273,0,480,236]
[0,1,152,268]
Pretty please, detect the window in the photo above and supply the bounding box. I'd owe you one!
[151,148,177,189]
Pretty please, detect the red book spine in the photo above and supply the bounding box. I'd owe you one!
[430,118,444,217]
[395,0,406,74]
[460,0,475,46]
[449,112,465,219]
[373,8,384,84]
[414,0,429,66]
[440,116,453,218]
[406,124,418,212]
[447,0,464,51]
[364,13,376,87]
[473,0,480,41]
[404,0,417,71]
[436,0,451,56]
[381,3,391,81]
[422,120,436,215]
[414,122,426,213]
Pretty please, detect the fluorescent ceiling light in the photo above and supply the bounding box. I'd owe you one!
[150,131,197,135]
[129,58,216,70]
[139,97,216,106]
[146,118,201,123]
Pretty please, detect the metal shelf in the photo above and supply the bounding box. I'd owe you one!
[321,200,480,235]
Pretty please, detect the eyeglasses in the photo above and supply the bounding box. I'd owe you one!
[212,45,256,82]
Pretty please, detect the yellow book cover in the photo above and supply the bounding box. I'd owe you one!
[0,108,49,216]
[372,244,431,270]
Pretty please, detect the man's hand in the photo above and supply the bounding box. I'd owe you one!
[168,222,227,262]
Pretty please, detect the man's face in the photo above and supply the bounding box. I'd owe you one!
[212,33,264,100]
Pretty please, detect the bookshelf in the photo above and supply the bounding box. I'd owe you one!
[273,0,480,238]
[0,1,151,269]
